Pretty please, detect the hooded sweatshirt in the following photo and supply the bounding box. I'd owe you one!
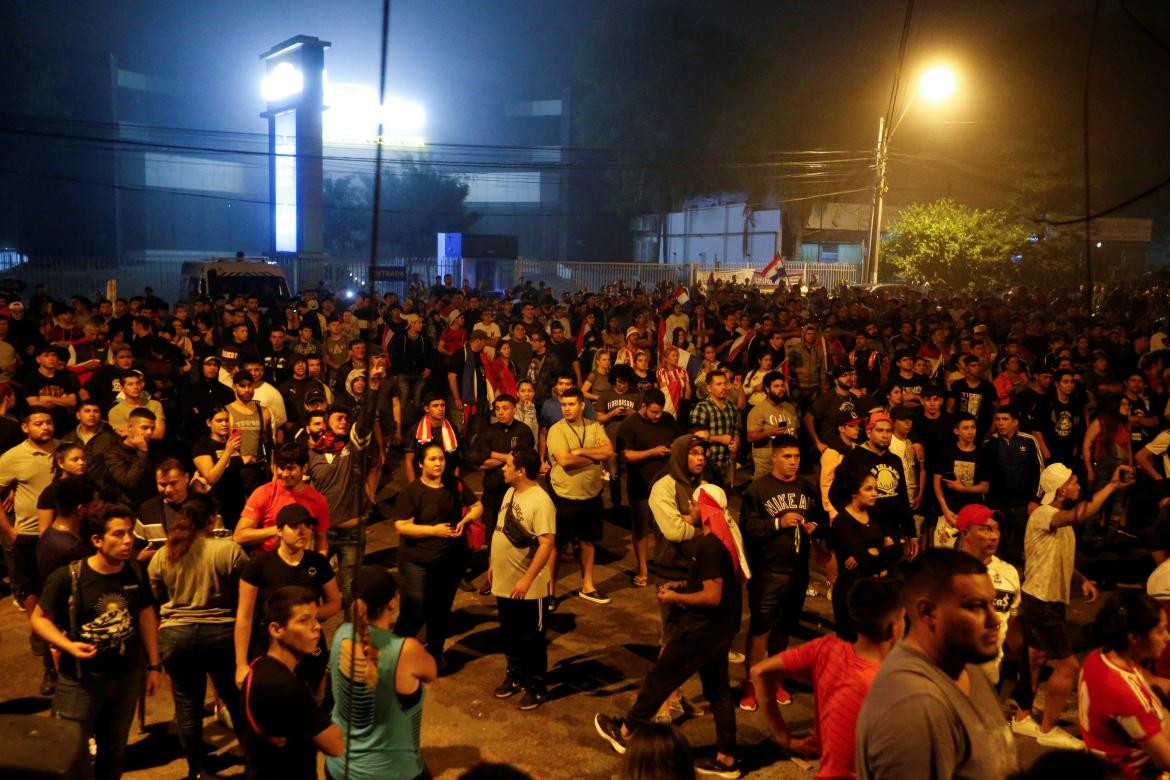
[647,435,707,580]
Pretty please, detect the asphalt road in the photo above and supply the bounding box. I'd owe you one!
[0,462,1075,778]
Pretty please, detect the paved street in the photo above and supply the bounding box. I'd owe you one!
[1,464,1070,778]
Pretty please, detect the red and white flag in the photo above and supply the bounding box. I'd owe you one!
[726,328,755,363]
[759,253,785,282]
[659,285,690,313]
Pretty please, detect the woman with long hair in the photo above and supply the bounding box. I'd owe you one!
[582,349,612,402]
[35,441,86,534]
[603,315,626,358]
[743,352,775,408]
[192,405,246,529]
[829,472,900,641]
[326,565,437,780]
[392,442,483,672]
[1084,394,1134,543]
[1078,590,1170,777]
[148,499,247,778]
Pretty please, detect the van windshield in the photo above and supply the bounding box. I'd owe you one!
[208,276,289,300]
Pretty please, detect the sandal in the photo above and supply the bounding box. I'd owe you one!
[631,574,648,588]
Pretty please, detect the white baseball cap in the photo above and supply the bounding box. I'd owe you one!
[1039,463,1073,505]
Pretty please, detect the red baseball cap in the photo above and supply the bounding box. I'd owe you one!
[954,504,1003,533]
[866,411,893,431]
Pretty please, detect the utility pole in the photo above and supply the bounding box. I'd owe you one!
[866,116,888,286]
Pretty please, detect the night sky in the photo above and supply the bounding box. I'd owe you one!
[4,0,1170,222]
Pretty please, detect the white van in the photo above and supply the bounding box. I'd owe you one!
[179,257,291,302]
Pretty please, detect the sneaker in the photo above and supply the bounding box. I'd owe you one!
[493,677,523,699]
[727,650,745,664]
[595,713,627,755]
[579,589,611,605]
[1036,726,1085,750]
[775,684,793,706]
[517,688,547,711]
[738,682,758,712]
[40,668,57,697]
[458,577,477,593]
[653,711,673,724]
[1010,717,1044,739]
[694,756,742,779]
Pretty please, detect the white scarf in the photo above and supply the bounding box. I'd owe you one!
[415,415,458,452]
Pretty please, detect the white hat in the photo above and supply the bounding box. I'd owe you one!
[1039,463,1073,505]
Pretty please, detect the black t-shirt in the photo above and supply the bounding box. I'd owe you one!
[915,411,957,474]
[813,389,858,442]
[949,377,997,437]
[447,346,488,409]
[35,527,89,583]
[241,550,333,657]
[1041,395,1085,466]
[548,339,578,374]
[936,443,987,514]
[469,420,535,495]
[242,655,333,780]
[20,368,80,433]
[671,534,742,640]
[741,473,821,571]
[38,557,154,680]
[391,478,478,563]
[1014,387,1048,435]
[890,371,928,404]
[616,412,680,500]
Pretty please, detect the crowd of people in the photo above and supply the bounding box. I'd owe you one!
[1,272,1170,779]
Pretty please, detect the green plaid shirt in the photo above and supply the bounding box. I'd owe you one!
[690,397,740,472]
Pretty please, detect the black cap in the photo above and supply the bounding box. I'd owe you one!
[305,392,327,405]
[831,365,856,379]
[201,355,221,365]
[276,504,317,528]
[835,409,862,427]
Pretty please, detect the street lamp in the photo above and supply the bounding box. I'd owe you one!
[865,64,957,284]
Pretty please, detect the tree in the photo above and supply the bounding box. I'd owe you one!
[881,199,1029,288]
[882,198,1082,289]
[322,163,478,259]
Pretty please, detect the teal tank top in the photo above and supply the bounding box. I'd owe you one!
[326,623,426,780]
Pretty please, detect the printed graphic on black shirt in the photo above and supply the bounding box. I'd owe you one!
[82,591,134,652]
[872,463,900,497]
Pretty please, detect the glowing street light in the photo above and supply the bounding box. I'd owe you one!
[865,64,959,284]
[919,65,957,104]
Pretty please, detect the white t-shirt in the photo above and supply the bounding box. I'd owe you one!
[490,484,556,599]
[1142,430,1170,476]
[982,555,1021,682]
[1023,503,1076,604]
[1147,559,1170,601]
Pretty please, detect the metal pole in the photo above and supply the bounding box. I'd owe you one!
[367,0,392,298]
[865,116,887,285]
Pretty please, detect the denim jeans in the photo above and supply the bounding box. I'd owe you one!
[397,374,426,427]
[158,622,241,775]
[395,546,469,660]
[54,668,143,780]
[328,525,363,608]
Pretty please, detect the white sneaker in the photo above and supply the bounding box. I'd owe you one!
[1011,717,1043,739]
[727,651,745,664]
[1035,726,1085,750]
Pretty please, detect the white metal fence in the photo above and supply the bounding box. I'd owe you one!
[2,256,863,302]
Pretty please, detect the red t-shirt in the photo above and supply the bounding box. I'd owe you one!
[241,480,331,553]
[1079,648,1168,779]
[778,635,880,779]
[440,327,466,355]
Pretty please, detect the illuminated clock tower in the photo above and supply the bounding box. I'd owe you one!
[260,35,329,258]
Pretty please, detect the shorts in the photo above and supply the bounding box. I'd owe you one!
[2,534,41,604]
[747,568,809,637]
[552,493,604,546]
[1019,593,1073,660]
